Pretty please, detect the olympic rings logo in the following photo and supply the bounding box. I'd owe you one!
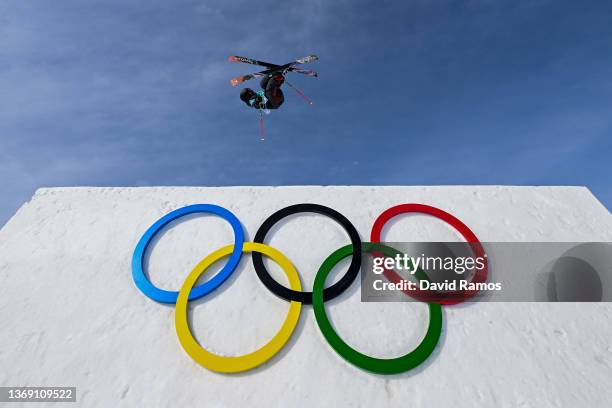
[132,203,487,374]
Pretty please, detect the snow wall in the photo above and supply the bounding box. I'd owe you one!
[1,186,611,407]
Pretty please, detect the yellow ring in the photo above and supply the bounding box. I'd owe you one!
[175,242,302,373]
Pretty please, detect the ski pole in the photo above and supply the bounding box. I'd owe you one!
[259,110,265,142]
[285,80,314,105]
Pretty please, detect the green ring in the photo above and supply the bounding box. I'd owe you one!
[312,242,443,374]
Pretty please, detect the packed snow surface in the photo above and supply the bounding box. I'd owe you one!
[1,186,611,407]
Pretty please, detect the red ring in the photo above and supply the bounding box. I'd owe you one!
[370,204,488,305]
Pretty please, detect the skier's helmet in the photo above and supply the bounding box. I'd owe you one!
[240,88,256,103]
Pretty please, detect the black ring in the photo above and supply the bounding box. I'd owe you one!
[252,203,362,304]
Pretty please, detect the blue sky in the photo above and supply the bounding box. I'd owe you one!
[1,1,611,226]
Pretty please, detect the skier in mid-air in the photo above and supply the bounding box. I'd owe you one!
[228,54,318,140]
[239,73,285,110]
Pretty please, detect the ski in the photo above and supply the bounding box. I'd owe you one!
[228,55,278,69]
[230,65,315,86]
[229,67,316,85]
[229,55,319,86]
[229,54,318,69]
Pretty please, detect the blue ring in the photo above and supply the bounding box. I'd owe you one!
[131,204,245,303]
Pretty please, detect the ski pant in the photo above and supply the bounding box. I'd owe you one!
[260,74,284,109]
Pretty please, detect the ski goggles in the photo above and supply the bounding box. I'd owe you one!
[132,203,486,374]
